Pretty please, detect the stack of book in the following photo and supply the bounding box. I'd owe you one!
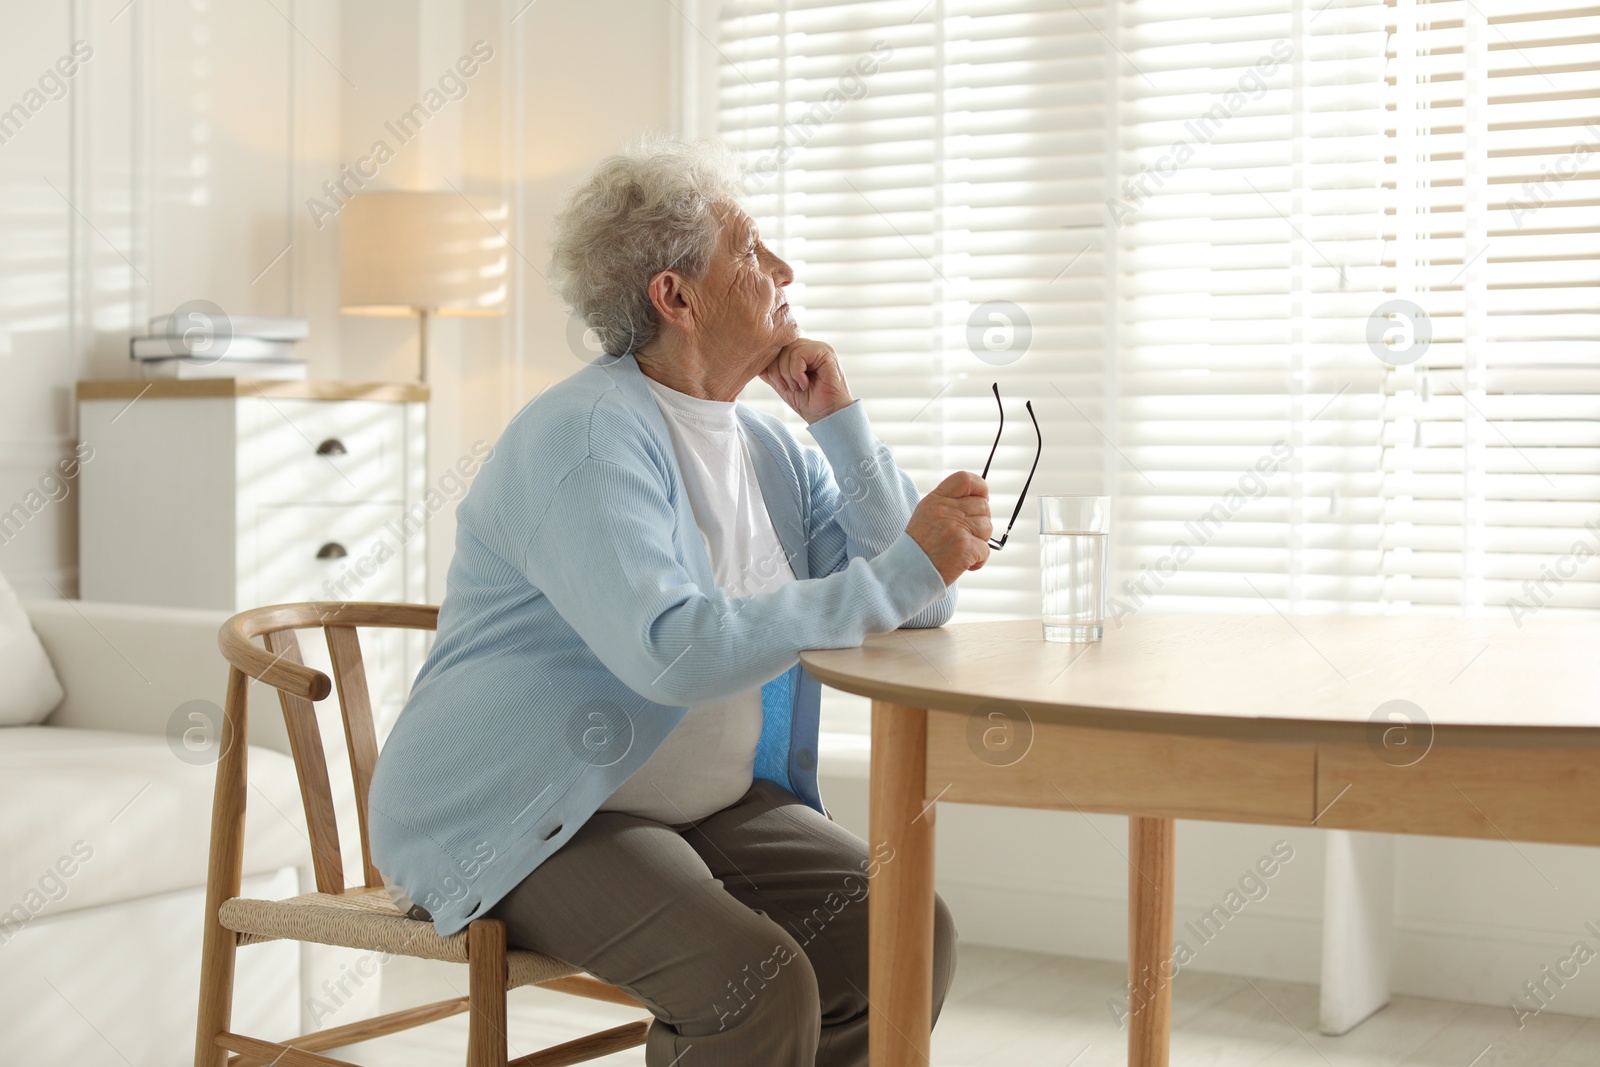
[131,313,309,379]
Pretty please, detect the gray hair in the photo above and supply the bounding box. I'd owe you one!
[549,134,744,356]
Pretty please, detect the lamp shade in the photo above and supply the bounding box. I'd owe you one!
[339,191,507,316]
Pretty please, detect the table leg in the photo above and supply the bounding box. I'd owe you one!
[1320,830,1394,1035]
[1128,816,1176,1067]
[869,699,934,1066]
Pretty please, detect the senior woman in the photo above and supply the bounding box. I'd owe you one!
[368,137,992,1066]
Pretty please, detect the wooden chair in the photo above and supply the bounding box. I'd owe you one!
[194,601,653,1067]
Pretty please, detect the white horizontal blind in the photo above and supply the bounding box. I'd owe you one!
[713,0,1599,625]
[717,0,1111,622]
[1380,0,1600,618]
[1112,0,1391,615]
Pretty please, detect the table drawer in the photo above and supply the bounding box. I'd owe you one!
[240,399,408,505]
[1316,743,1600,847]
[925,709,1317,825]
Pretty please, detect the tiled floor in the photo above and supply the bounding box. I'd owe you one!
[339,944,1600,1066]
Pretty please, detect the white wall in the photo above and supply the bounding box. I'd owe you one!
[0,0,674,603]
[0,0,345,598]
[0,2,81,597]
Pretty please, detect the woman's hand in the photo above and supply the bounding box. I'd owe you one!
[906,471,992,585]
[759,337,855,424]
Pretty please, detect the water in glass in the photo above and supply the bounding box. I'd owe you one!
[1040,530,1107,642]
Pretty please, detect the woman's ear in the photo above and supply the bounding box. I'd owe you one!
[646,269,695,335]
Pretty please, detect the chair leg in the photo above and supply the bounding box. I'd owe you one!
[195,666,250,1067]
[468,919,510,1067]
[193,912,238,1067]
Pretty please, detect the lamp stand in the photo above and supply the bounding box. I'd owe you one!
[416,307,431,384]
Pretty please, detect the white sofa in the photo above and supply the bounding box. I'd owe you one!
[1,598,381,1067]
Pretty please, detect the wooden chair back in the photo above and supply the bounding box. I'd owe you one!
[216,601,438,894]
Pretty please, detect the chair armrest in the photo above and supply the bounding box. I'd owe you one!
[21,598,292,756]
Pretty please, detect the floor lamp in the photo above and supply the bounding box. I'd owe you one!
[339,190,506,383]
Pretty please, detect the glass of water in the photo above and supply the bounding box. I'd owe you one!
[1038,496,1110,643]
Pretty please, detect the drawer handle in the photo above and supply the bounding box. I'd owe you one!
[316,542,349,560]
[315,438,348,456]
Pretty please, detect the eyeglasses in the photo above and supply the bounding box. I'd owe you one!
[979,382,1041,550]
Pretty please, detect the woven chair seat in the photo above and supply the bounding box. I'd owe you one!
[219,888,580,990]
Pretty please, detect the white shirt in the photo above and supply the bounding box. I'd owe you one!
[595,376,798,827]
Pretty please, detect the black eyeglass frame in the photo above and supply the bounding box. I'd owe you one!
[979,382,1041,550]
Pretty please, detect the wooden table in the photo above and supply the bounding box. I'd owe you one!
[799,615,1600,1066]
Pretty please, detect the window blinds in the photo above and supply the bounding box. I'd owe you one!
[713,0,1599,624]
[718,0,1112,621]
[1111,0,1390,615]
[1380,0,1600,618]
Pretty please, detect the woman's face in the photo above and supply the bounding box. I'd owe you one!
[688,200,798,364]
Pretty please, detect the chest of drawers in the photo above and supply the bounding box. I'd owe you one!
[76,380,429,735]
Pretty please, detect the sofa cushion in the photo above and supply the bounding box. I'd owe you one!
[0,573,64,726]
[0,726,309,929]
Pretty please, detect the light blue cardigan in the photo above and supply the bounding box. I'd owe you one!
[367,352,957,936]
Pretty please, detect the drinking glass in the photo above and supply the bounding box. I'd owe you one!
[1038,496,1109,643]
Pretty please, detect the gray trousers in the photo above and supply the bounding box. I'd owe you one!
[486,777,958,1066]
